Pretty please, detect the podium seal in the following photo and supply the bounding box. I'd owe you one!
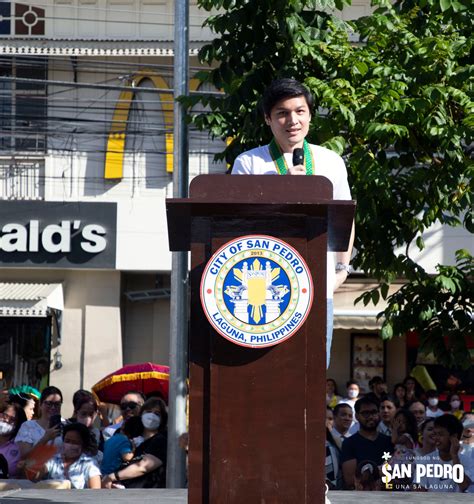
[200,235,313,348]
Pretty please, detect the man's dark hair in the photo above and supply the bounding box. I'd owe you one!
[369,376,384,388]
[434,414,464,439]
[346,380,359,388]
[334,403,353,417]
[262,78,314,117]
[123,415,144,438]
[62,422,92,450]
[426,389,439,399]
[355,396,379,414]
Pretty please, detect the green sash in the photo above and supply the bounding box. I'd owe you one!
[268,138,314,175]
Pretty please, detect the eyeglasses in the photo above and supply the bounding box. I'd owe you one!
[43,401,62,409]
[358,410,379,418]
[120,401,139,411]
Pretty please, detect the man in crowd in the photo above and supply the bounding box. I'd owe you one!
[102,390,145,440]
[416,415,472,492]
[341,397,393,489]
[331,403,354,449]
[409,400,427,429]
[365,376,388,404]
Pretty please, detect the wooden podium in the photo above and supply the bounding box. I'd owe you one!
[166,175,355,503]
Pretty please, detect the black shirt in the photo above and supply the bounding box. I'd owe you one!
[123,432,167,488]
[341,431,393,467]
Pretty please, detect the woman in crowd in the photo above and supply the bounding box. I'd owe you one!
[0,402,27,478]
[393,383,407,409]
[447,392,464,420]
[40,422,101,489]
[15,386,63,458]
[403,376,422,403]
[326,379,341,410]
[378,396,397,437]
[101,397,167,488]
[68,390,100,459]
[391,409,419,447]
[415,419,436,456]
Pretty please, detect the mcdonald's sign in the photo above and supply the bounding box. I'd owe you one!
[104,72,201,180]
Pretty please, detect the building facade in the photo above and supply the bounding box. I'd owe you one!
[0,0,471,409]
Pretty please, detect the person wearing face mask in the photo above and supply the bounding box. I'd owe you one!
[425,390,444,418]
[447,392,464,420]
[39,423,101,489]
[0,402,27,478]
[102,397,167,489]
[67,390,100,460]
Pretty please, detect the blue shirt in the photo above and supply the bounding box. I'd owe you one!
[101,433,133,475]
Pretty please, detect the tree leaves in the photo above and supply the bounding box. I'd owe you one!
[188,0,473,368]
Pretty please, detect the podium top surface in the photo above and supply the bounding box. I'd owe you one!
[166,175,355,251]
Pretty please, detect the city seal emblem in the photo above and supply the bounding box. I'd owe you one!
[200,235,313,348]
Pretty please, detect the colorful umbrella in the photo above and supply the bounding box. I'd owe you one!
[92,362,169,405]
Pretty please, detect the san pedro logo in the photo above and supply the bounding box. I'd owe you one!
[200,235,313,348]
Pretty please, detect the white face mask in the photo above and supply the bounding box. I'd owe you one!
[428,398,438,407]
[348,389,358,399]
[62,442,82,459]
[0,421,14,436]
[451,400,461,410]
[141,412,161,430]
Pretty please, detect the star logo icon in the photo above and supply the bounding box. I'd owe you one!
[382,451,392,462]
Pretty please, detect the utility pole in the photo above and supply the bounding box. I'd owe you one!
[167,0,189,489]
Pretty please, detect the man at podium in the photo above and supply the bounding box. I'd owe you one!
[231,78,355,367]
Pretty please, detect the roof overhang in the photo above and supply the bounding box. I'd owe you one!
[0,282,64,317]
[333,281,403,330]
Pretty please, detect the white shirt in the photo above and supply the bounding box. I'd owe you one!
[232,143,352,298]
[14,420,62,449]
[426,408,445,418]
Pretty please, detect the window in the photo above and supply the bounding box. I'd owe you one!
[0,56,47,153]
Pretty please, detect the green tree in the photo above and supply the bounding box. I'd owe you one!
[186,0,473,367]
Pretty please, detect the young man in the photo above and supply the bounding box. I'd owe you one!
[415,415,472,492]
[341,397,393,490]
[231,78,355,367]
[365,376,388,404]
[331,403,354,450]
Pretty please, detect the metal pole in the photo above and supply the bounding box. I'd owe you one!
[167,0,189,489]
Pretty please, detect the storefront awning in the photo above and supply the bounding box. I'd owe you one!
[0,282,64,317]
[333,281,403,330]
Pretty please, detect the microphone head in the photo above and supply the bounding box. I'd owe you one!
[292,148,304,166]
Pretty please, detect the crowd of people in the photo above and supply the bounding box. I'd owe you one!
[325,376,474,492]
[0,386,168,489]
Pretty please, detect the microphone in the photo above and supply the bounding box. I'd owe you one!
[292,148,304,167]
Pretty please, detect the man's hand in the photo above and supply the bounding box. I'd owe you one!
[450,435,461,460]
[287,164,306,175]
